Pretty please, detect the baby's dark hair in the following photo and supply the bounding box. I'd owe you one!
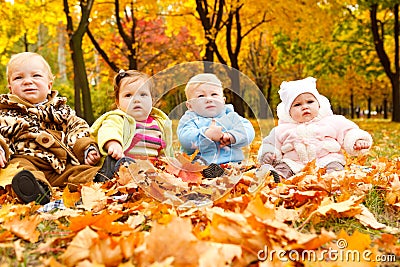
[113,69,154,100]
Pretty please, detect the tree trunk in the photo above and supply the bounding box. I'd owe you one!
[228,67,245,116]
[203,45,214,73]
[63,0,95,124]
[70,37,94,124]
[384,97,388,119]
[367,97,372,118]
[57,22,67,83]
[350,92,354,119]
[391,78,400,121]
[195,0,224,73]
[370,3,400,122]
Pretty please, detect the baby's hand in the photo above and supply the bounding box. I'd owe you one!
[220,132,235,147]
[105,140,124,160]
[354,139,371,150]
[261,152,276,165]
[85,150,101,165]
[0,150,7,168]
[205,119,223,141]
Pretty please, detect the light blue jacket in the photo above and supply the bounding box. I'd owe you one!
[177,104,255,164]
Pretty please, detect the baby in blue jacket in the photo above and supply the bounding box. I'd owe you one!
[177,73,255,164]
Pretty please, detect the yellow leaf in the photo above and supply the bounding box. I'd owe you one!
[336,229,379,267]
[119,232,145,259]
[246,194,275,220]
[80,184,107,211]
[3,214,42,243]
[89,236,123,266]
[0,162,23,187]
[315,196,363,216]
[355,204,386,230]
[60,226,98,266]
[62,186,81,208]
[138,217,201,266]
[13,239,24,261]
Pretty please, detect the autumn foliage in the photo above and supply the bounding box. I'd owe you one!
[0,120,400,266]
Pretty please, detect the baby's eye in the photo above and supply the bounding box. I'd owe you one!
[307,100,315,104]
[124,93,132,98]
[140,92,149,97]
[211,93,219,96]
[197,94,205,98]
[33,74,43,77]
[293,103,301,107]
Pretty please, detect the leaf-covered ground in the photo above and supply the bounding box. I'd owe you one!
[0,119,399,266]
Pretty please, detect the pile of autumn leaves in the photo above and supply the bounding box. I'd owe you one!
[1,153,400,266]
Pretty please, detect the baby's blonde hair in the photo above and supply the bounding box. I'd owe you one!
[6,52,54,84]
[184,73,223,99]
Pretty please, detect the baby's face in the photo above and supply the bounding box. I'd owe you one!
[8,57,52,104]
[289,93,319,123]
[186,83,225,118]
[118,81,152,121]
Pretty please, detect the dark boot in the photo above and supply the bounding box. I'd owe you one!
[114,157,136,172]
[11,170,51,205]
[202,163,225,178]
[270,169,281,183]
[258,164,281,183]
[94,155,118,182]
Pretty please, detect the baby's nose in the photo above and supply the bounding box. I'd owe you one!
[22,77,33,84]
[131,96,140,103]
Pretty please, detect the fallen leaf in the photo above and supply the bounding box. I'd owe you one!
[165,154,206,183]
[60,226,99,266]
[138,217,204,266]
[198,242,242,266]
[0,162,23,187]
[0,230,14,242]
[275,205,300,222]
[335,229,379,266]
[80,184,107,211]
[89,235,123,266]
[116,165,134,186]
[355,204,386,230]
[120,232,145,259]
[3,214,42,242]
[315,195,364,217]
[245,194,276,220]
[13,239,23,262]
[62,186,81,208]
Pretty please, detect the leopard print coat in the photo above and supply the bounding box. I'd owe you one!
[0,91,96,174]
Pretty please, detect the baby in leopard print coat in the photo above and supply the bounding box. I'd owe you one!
[0,52,102,205]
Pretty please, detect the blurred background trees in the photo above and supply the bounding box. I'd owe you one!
[0,0,396,122]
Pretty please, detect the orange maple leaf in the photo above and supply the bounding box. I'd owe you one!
[60,226,98,266]
[66,210,131,234]
[89,235,123,266]
[165,154,206,183]
[335,229,379,266]
[3,214,42,243]
[177,169,203,184]
[0,162,23,187]
[62,186,81,208]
